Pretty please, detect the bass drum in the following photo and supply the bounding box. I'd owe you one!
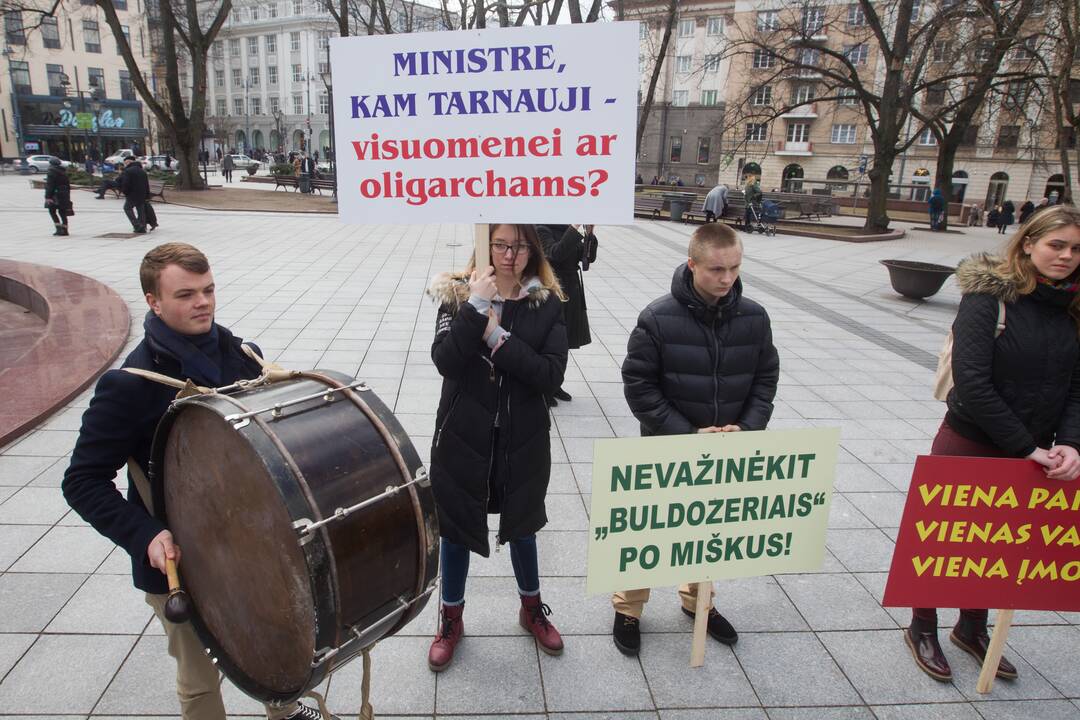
[151,370,439,704]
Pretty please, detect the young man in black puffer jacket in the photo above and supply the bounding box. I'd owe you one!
[612,223,780,656]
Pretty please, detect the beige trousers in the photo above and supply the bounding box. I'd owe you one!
[146,594,299,720]
[611,582,715,619]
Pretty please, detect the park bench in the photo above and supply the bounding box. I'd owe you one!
[148,180,166,203]
[274,175,300,191]
[682,197,711,223]
[311,178,335,194]
[633,195,664,219]
[796,200,822,220]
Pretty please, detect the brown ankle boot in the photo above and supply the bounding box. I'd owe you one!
[950,614,1018,680]
[428,604,463,672]
[519,593,563,656]
[905,616,952,682]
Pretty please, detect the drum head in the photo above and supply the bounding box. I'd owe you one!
[162,403,315,697]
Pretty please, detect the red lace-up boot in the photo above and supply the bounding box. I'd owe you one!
[519,594,564,656]
[428,604,464,672]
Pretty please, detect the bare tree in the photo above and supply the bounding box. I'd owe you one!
[1044,0,1080,204]
[632,0,676,158]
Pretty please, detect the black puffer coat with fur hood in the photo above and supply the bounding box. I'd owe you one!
[427,272,568,556]
[946,253,1080,456]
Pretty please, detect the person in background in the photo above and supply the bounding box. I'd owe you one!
[1018,198,1035,225]
[744,177,762,233]
[998,199,1016,235]
[928,188,945,230]
[221,153,234,183]
[704,183,729,223]
[906,205,1080,683]
[44,157,72,236]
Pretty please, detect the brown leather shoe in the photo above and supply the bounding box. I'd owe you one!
[428,604,464,672]
[950,625,1018,680]
[905,623,952,682]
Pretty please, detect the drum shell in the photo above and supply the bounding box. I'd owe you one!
[151,370,438,704]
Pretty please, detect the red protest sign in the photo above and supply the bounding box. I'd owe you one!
[883,455,1080,612]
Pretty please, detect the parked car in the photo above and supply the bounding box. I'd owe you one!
[104,149,136,165]
[227,154,259,169]
[20,155,73,173]
[145,155,177,170]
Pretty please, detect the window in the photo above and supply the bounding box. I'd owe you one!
[268,3,278,18]
[249,67,260,86]
[215,69,224,87]
[42,16,60,48]
[83,20,101,53]
[47,64,66,96]
[838,87,858,105]
[704,54,720,72]
[697,137,710,164]
[319,94,329,113]
[117,25,130,55]
[114,0,127,9]
[669,135,682,163]
[10,60,30,94]
[290,31,300,51]
[796,48,819,74]
[5,10,24,45]
[1031,0,1044,13]
[250,6,260,20]
[270,95,280,113]
[232,68,242,86]
[293,0,303,13]
[756,10,779,31]
[293,94,303,114]
[292,64,303,82]
[251,96,261,114]
[918,127,937,145]
[318,33,329,49]
[996,125,1019,148]
[706,16,723,35]
[911,0,921,21]
[229,38,240,57]
[844,44,868,65]
[213,41,224,58]
[960,124,978,146]
[787,123,810,142]
[678,18,694,37]
[802,6,825,34]
[639,22,649,39]
[672,90,689,106]
[932,40,950,62]
[1013,36,1036,61]
[268,65,278,84]
[318,61,329,75]
[746,122,768,142]
[87,67,105,95]
[119,69,135,100]
[266,34,276,53]
[752,49,774,68]
[925,85,946,105]
[847,4,866,25]
[1006,80,1028,107]
[216,98,227,115]
[701,89,718,106]
[794,85,815,104]
[232,9,240,22]
[831,123,857,143]
[676,55,691,73]
[751,85,772,105]
[231,97,244,114]
[248,36,258,55]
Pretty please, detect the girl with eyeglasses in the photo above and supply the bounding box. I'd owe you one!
[425,224,568,671]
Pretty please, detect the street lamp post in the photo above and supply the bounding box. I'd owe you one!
[305,72,312,153]
[319,44,336,203]
[243,79,251,156]
[273,108,283,154]
[2,48,25,158]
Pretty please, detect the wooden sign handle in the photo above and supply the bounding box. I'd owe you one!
[689,580,711,667]
[474,224,489,273]
[976,609,1014,694]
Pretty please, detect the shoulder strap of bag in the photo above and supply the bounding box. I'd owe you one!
[994,299,1006,337]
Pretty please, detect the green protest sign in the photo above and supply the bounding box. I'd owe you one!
[586,427,840,596]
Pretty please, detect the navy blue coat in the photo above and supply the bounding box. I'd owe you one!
[62,321,263,594]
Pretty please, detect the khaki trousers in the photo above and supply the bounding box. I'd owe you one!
[146,594,299,720]
[611,582,715,619]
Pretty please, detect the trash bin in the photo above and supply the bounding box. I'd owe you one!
[299,174,311,193]
[668,199,688,222]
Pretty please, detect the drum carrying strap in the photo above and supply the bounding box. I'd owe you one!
[302,648,374,720]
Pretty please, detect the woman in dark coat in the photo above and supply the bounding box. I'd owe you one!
[997,199,1015,234]
[44,158,72,236]
[537,224,598,402]
[1018,199,1035,224]
[907,205,1080,683]
[425,223,568,672]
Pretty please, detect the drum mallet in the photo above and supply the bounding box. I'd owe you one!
[164,557,192,623]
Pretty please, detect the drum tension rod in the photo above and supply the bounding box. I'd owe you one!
[311,587,440,670]
[294,469,430,539]
[222,381,370,426]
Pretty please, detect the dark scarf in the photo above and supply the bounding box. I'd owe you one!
[1036,274,1080,294]
[144,312,224,386]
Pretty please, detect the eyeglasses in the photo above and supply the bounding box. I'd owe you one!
[490,242,530,256]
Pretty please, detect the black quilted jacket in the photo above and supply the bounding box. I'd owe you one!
[945,254,1080,455]
[622,264,779,435]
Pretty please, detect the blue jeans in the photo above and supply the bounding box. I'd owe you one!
[440,535,540,605]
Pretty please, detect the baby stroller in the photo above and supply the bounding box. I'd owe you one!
[748,200,781,236]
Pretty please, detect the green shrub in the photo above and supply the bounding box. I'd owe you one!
[271,163,295,176]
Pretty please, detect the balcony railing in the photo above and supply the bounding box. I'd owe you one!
[776,140,813,155]
[780,103,817,118]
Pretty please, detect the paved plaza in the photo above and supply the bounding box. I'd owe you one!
[0,174,1077,719]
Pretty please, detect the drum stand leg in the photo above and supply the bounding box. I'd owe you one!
[302,646,374,720]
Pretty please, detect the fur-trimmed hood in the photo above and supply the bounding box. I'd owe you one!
[426,271,552,310]
[955,253,1019,303]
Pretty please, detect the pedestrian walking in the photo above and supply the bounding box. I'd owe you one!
[928,188,945,230]
[221,153,234,183]
[44,157,72,236]
[987,205,1001,229]
[62,242,339,720]
[1019,198,1035,224]
[907,205,1080,683]
[425,223,569,672]
[612,223,780,656]
[998,199,1015,235]
[536,223,599,404]
[119,156,150,233]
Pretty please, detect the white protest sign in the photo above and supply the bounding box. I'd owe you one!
[329,23,638,225]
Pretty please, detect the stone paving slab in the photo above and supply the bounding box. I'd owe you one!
[1,175,1078,718]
